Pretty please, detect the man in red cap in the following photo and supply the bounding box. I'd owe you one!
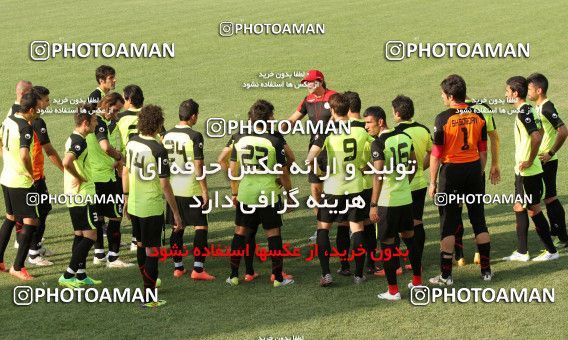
[288,70,337,242]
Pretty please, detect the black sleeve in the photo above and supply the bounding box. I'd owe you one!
[371,136,386,161]
[275,135,286,165]
[192,132,204,160]
[230,144,237,162]
[311,133,327,148]
[32,118,50,145]
[542,102,565,129]
[19,124,33,149]
[433,113,446,146]
[68,136,87,158]
[519,106,539,135]
[154,145,171,178]
[95,119,109,142]
[88,90,102,104]
[159,125,167,137]
[225,134,235,148]
[297,97,308,116]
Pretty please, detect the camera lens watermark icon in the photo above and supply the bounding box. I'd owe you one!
[219,22,235,37]
[410,286,430,306]
[13,286,34,306]
[26,193,40,206]
[30,41,50,61]
[206,118,227,138]
[385,40,405,61]
[434,193,448,206]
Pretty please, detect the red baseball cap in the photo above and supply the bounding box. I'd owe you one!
[301,69,324,84]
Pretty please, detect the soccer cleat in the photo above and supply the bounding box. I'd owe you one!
[78,276,102,285]
[353,275,367,284]
[270,271,293,282]
[58,275,82,288]
[502,251,530,262]
[456,258,466,267]
[27,256,53,266]
[273,278,294,287]
[377,291,401,301]
[337,268,352,276]
[481,272,492,281]
[428,274,453,286]
[106,259,135,268]
[308,231,317,243]
[374,267,403,277]
[243,272,259,282]
[9,266,33,281]
[173,268,187,278]
[0,262,8,272]
[141,300,167,308]
[532,250,560,262]
[130,243,138,252]
[191,270,216,281]
[93,256,107,265]
[38,245,54,257]
[407,282,426,289]
[473,252,480,265]
[320,274,333,287]
[226,276,239,286]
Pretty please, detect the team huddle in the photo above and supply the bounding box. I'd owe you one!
[0,67,565,307]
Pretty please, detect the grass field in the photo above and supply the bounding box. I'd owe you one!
[1,0,568,338]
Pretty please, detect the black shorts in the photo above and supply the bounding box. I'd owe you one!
[94,179,123,218]
[317,192,367,223]
[377,204,414,242]
[308,143,327,184]
[541,160,558,199]
[69,205,99,231]
[166,196,208,227]
[438,161,486,238]
[2,185,38,218]
[411,187,427,221]
[515,174,543,206]
[33,178,52,217]
[131,214,164,247]
[235,199,283,231]
[361,188,373,216]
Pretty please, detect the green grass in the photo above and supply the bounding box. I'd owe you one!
[1,0,568,338]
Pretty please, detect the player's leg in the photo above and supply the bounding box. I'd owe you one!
[408,188,426,273]
[9,187,39,279]
[525,174,558,261]
[166,197,186,277]
[308,181,323,243]
[316,193,336,286]
[28,178,54,265]
[261,204,293,287]
[0,185,17,271]
[336,222,351,275]
[227,202,257,285]
[139,214,166,307]
[376,206,401,300]
[243,227,258,281]
[360,188,378,274]
[504,175,531,261]
[542,160,568,246]
[190,226,215,280]
[454,205,465,265]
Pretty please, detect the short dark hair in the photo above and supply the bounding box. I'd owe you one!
[441,74,467,102]
[75,103,97,127]
[527,73,548,94]
[392,95,414,120]
[506,76,528,99]
[248,99,274,123]
[123,84,144,108]
[343,91,361,113]
[179,99,199,121]
[329,93,349,117]
[138,105,164,136]
[32,85,50,98]
[98,92,124,111]
[363,106,386,121]
[96,65,115,84]
[19,92,40,113]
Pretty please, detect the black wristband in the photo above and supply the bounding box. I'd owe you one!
[370,203,378,208]
[548,150,556,157]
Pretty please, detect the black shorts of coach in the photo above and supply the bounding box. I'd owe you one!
[377,204,414,242]
[131,214,164,248]
[69,204,99,231]
[2,184,38,219]
[541,159,558,199]
[94,179,123,218]
[166,196,208,227]
[235,198,283,231]
[515,173,543,206]
[438,160,487,239]
[317,192,367,224]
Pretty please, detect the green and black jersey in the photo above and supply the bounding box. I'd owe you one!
[466,99,496,133]
[163,125,205,197]
[0,114,34,188]
[87,115,117,183]
[125,134,170,217]
[535,99,564,162]
[64,132,96,207]
[371,128,414,207]
[514,103,542,176]
[395,120,432,191]
[312,121,374,195]
[230,131,286,205]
